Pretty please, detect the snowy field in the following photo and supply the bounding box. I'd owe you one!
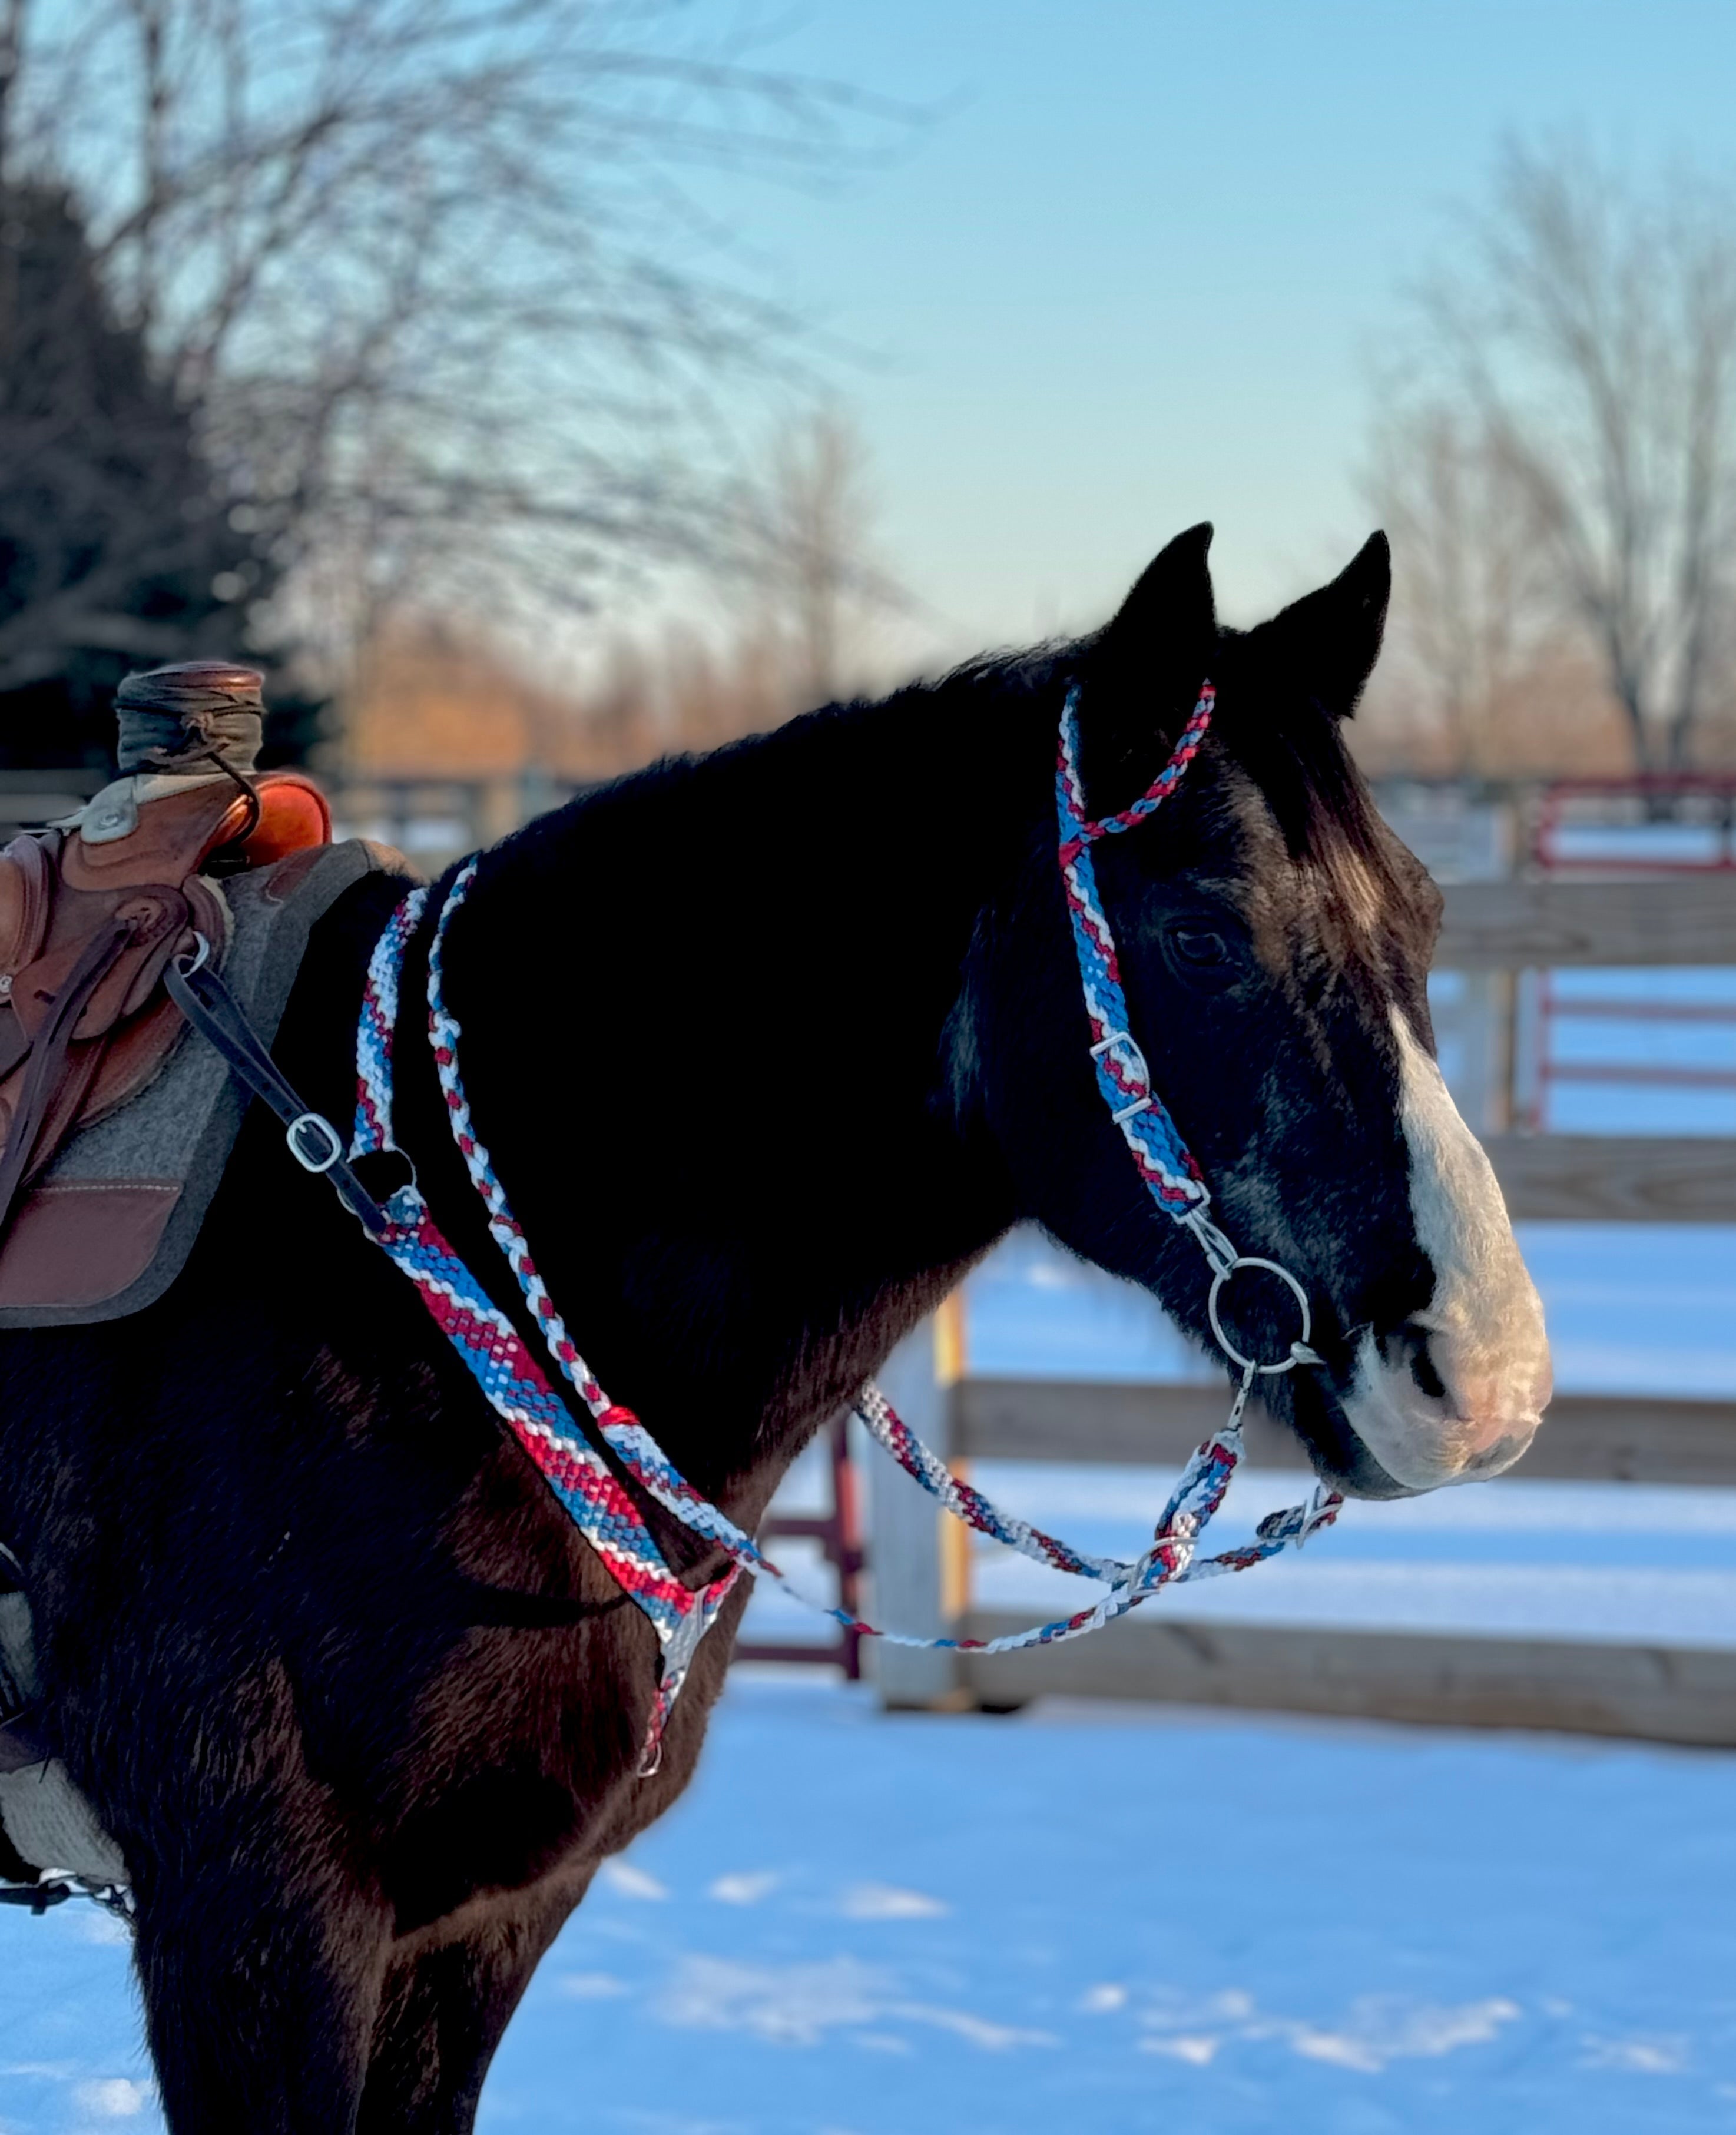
[11,1677,1736,2135]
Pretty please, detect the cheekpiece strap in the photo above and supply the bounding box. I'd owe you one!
[1055,682,1217,1217]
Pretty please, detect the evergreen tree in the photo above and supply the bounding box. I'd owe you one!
[0,184,322,769]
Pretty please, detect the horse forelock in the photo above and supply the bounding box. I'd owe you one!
[1199,682,1439,1021]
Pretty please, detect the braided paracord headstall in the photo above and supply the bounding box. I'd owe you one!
[348,678,1340,1769]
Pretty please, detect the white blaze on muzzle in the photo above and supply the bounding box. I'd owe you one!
[1340,1012,1552,1492]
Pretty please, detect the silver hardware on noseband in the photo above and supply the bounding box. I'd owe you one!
[1180,1206,1238,1280]
[1205,1254,1314,1377]
[1178,1206,1317,1374]
[1088,1027,1158,1123]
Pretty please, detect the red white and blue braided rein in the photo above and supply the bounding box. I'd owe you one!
[346,679,1339,1765]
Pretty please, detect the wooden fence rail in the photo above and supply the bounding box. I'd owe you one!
[869,1337,1736,1745]
[1438,874,1736,969]
[1480,1135,1736,1224]
[862,874,1736,1743]
[953,1378,1736,1487]
[1437,874,1736,1220]
[952,1617,1736,1749]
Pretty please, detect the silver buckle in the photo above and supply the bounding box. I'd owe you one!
[1089,1027,1153,1105]
[287,1112,343,1174]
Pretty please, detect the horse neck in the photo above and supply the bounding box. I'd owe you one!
[426,675,1050,1504]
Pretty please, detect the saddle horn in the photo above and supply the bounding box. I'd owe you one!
[115,661,267,778]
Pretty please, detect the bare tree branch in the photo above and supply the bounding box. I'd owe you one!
[1,0,915,712]
[1371,138,1736,773]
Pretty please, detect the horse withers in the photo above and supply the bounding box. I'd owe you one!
[0,524,1548,2132]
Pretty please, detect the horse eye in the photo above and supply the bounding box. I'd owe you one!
[1170,927,1228,966]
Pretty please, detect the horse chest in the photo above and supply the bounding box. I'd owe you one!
[357,1602,733,1933]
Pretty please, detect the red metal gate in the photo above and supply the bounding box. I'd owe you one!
[733,1411,865,1679]
[1524,775,1736,1131]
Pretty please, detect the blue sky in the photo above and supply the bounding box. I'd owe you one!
[687,0,1736,664]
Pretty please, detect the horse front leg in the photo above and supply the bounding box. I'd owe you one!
[128,1795,393,2135]
[356,1879,588,2135]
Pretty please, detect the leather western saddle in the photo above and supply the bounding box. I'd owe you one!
[0,661,332,1252]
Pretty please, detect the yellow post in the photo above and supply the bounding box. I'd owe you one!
[935,1290,972,1627]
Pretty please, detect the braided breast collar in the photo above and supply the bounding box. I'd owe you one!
[347,680,1339,1772]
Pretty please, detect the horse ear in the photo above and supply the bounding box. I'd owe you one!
[1101,522,1218,667]
[1082,525,1219,804]
[1263,532,1390,718]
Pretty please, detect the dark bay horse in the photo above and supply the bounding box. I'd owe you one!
[0,524,1549,2131]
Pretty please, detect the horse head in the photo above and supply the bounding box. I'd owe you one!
[964,523,1550,1498]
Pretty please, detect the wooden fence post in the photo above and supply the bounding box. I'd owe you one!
[865,1297,967,1708]
[1433,970,1512,1135]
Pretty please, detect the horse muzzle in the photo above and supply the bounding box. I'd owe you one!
[1328,1314,1552,1496]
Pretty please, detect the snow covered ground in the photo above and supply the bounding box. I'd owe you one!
[11,1676,1736,2134]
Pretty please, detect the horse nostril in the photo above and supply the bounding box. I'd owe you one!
[1380,1320,1449,1402]
[1409,1340,1447,1402]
